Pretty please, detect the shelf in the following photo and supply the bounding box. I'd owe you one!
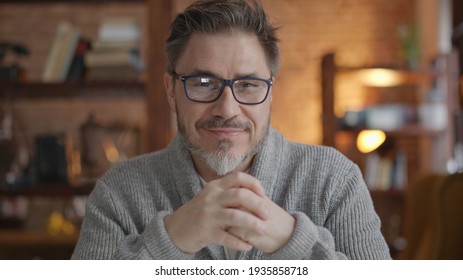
[338,124,445,137]
[0,183,94,197]
[0,229,78,247]
[370,189,406,199]
[336,66,441,85]
[0,229,78,259]
[384,125,445,137]
[0,81,145,99]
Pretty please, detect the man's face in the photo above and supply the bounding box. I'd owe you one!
[165,31,273,176]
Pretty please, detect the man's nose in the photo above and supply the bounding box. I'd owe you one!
[210,86,241,119]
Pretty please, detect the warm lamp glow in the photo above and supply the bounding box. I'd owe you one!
[357,130,386,153]
[357,68,403,87]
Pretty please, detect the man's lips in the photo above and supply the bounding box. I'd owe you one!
[205,128,247,138]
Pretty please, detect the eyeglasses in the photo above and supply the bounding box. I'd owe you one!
[172,72,273,105]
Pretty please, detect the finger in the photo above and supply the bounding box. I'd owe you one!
[216,172,266,197]
[219,208,267,235]
[227,226,264,248]
[220,187,268,220]
[216,230,253,252]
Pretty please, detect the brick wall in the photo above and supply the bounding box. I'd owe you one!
[0,0,416,150]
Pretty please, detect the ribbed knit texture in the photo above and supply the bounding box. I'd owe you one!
[71,127,391,260]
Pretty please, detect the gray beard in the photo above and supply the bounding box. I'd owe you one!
[189,139,250,176]
[177,116,268,176]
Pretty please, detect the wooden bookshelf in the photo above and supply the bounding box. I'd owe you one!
[0,0,174,260]
[0,229,78,259]
[0,0,173,152]
[321,51,460,257]
[0,81,145,99]
[0,183,94,197]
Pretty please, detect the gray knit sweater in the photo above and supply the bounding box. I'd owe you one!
[72,127,391,260]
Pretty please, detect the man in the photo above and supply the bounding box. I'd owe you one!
[72,0,391,260]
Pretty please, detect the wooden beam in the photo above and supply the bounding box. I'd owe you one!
[321,53,336,147]
[145,0,174,152]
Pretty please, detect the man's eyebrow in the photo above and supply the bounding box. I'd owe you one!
[187,69,262,79]
[187,69,217,77]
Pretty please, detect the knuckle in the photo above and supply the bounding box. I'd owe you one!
[257,200,267,211]
[227,209,241,223]
[241,231,253,243]
[234,188,246,200]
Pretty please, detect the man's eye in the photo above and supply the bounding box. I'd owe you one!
[237,81,260,89]
[242,82,257,88]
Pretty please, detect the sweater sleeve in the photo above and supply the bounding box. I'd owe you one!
[71,180,195,260]
[265,165,391,260]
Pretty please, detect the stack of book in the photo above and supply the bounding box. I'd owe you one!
[364,149,407,191]
[84,17,143,82]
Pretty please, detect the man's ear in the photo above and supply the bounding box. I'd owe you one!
[164,72,176,113]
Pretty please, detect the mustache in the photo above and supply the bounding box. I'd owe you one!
[196,117,252,131]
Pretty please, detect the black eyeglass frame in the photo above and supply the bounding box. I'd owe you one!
[171,71,273,105]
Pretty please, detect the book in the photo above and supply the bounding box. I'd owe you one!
[98,17,141,42]
[391,149,407,189]
[42,21,80,82]
[364,152,380,189]
[376,157,393,190]
[85,49,137,68]
[91,40,140,51]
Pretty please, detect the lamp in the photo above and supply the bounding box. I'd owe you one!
[356,68,404,87]
[357,129,386,153]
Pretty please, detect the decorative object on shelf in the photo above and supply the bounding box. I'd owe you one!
[365,104,415,131]
[66,37,91,82]
[0,106,30,188]
[341,104,416,131]
[35,134,68,184]
[46,211,76,236]
[0,42,29,82]
[80,114,141,180]
[397,22,420,69]
[0,196,28,229]
[419,70,448,132]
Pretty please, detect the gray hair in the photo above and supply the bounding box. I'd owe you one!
[166,0,280,76]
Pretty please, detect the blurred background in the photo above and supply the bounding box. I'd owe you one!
[0,0,462,259]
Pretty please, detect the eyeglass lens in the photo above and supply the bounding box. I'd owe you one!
[184,77,269,103]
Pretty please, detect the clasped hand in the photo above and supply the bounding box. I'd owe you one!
[164,172,295,254]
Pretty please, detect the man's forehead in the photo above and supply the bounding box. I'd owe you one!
[177,32,270,77]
